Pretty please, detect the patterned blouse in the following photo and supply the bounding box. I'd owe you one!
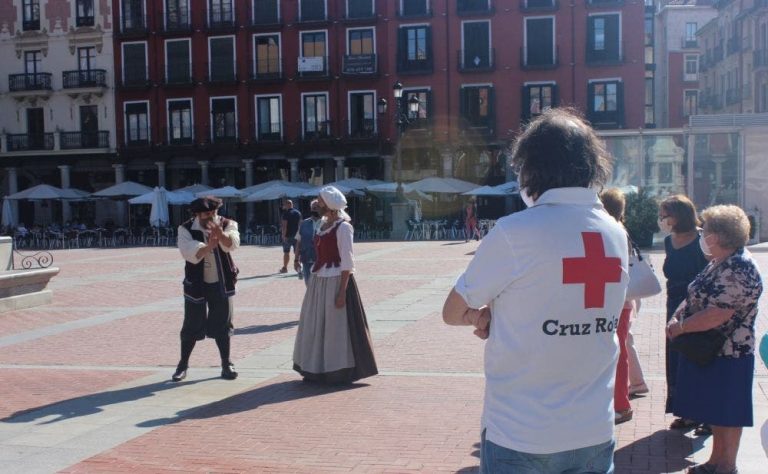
[677,248,763,358]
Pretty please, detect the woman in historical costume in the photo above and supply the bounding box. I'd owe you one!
[293,186,378,383]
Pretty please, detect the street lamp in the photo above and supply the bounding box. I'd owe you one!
[391,81,421,201]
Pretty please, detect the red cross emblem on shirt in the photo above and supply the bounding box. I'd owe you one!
[562,232,622,309]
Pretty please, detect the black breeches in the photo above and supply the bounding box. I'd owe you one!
[181,283,234,341]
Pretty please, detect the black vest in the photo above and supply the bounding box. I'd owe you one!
[182,217,239,303]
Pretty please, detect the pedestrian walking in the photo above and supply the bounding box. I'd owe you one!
[293,186,378,384]
[280,199,302,275]
[295,199,322,286]
[443,108,628,473]
[172,196,240,382]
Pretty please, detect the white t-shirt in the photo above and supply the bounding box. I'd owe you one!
[454,187,628,454]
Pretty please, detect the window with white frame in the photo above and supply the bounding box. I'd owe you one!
[684,90,698,116]
[524,17,555,67]
[459,85,494,129]
[125,102,150,146]
[348,92,375,138]
[300,0,326,21]
[76,0,95,27]
[398,25,432,73]
[347,0,373,19]
[522,83,556,121]
[254,34,281,78]
[462,21,491,70]
[253,0,279,24]
[166,0,190,30]
[22,0,40,30]
[303,93,330,139]
[122,0,145,31]
[209,0,234,26]
[404,88,430,129]
[684,54,698,81]
[209,36,236,81]
[168,99,193,144]
[211,97,237,142]
[255,95,282,140]
[400,0,428,16]
[587,14,620,63]
[122,42,148,85]
[588,80,624,128]
[166,39,191,84]
[299,31,328,76]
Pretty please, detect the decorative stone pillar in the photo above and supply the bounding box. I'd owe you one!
[155,162,166,188]
[334,156,345,182]
[441,148,453,178]
[288,158,299,182]
[243,159,254,227]
[198,161,210,186]
[6,167,18,226]
[112,164,126,226]
[58,165,72,224]
[382,155,393,182]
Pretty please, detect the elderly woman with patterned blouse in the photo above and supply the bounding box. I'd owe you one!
[666,205,763,474]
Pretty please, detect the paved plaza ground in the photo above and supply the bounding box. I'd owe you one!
[0,240,766,473]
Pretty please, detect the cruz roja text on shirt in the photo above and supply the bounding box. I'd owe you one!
[542,315,620,336]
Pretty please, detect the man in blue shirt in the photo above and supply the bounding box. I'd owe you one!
[280,199,302,274]
[296,200,322,285]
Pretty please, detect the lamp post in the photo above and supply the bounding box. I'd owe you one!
[385,81,421,239]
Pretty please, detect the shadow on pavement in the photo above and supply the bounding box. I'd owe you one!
[238,273,278,281]
[235,320,298,335]
[1,377,216,424]
[136,379,367,428]
[614,429,694,473]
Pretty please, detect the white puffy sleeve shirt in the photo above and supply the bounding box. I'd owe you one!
[314,220,355,277]
[177,217,240,265]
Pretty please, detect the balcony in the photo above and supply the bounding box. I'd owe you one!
[342,54,378,77]
[6,133,54,152]
[250,57,284,81]
[119,16,148,37]
[457,1,495,16]
[301,121,333,142]
[520,47,558,70]
[397,57,433,75]
[22,18,40,31]
[296,7,328,25]
[162,15,193,35]
[164,63,195,86]
[519,0,559,12]
[343,119,378,140]
[62,69,107,89]
[119,73,151,89]
[681,37,698,49]
[250,11,281,29]
[754,50,768,70]
[458,49,496,72]
[162,127,195,146]
[208,16,236,32]
[459,123,495,141]
[397,4,432,18]
[683,71,698,82]
[586,0,624,7]
[342,3,377,23]
[204,62,238,84]
[586,50,623,67]
[76,15,95,27]
[254,121,284,143]
[119,127,152,149]
[60,131,110,150]
[8,73,52,92]
[296,56,330,80]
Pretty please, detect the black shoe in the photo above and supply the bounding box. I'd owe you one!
[221,363,238,380]
[171,366,187,382]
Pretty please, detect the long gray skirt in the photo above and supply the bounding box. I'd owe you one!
[293,274,378,383]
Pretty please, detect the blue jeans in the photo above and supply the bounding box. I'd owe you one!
[481,430,614,474]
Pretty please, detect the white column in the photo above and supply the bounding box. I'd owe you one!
[288,158,299,182]
[441,148,453,178]
[6,167,18,226]
[334,156,345,182]
[382,155,393,182]
[243,159,254,226]
[58,165,72,224]
[198,161,210,186]
[113,164,126,226]
[155,162,166,188]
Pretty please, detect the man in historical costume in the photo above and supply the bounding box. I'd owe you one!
[293,186,377,383]
[295,199,322,285]
[443,108,629,473]
[173,196,240,382]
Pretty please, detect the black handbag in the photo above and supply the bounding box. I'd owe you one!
[669,329,728,367]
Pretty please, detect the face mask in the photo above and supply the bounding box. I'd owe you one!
[658,218,673,234]
[699,234,712,256]
[520,188,536,208]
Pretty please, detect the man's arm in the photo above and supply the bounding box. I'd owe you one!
[178,225,213,263]
[442,289,491,339]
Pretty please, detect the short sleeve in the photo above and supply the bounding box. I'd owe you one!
[711,262,761,311]
[454,225,516,309]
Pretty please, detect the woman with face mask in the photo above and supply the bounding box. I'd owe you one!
[659,195,709,433]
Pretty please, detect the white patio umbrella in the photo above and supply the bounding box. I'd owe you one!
[2,197,17,228]
[91,181,153,199]
[128,188,195,205]
[243,183,312,202]
[409,177,478,194]
[175,183,213,194]
[148,187,170,227]
[195,186,246,199]
[7,183,90,200]
[364,182,433,201]
[328,178,384,190]
[463,181,520,196]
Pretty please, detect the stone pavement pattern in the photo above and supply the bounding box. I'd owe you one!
[0,241,765,473]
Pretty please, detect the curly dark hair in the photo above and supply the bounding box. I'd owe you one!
[511,108,612,198]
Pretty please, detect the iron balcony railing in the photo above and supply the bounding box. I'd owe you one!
[457,0,495,15]
[251,0,280,26]
[521,47,559,69]
[204,61,238,83]
[458,49,496,72]
[62,69,107,88]
[681,37,698,49]
[519,0,559,12]
[23,19,40,31]
[162,127,195,146]
[343,1,376,20]
[397,3,432,18]
[164,62,194,85]
[120,14,147,35]
[302,120,333,141]
[163,12,192,33]
[119,126,152,148]
[60,131,110,149]
[251,57,284,80]
[344,119,377,139]
[254,121,283,142]
[76,15,95,27]
[6,133,54,151]
[9,73,52,91]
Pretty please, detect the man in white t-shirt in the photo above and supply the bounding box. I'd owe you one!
[443,108,628,473]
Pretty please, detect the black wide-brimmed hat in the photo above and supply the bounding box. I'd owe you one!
[189,196,223,214]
